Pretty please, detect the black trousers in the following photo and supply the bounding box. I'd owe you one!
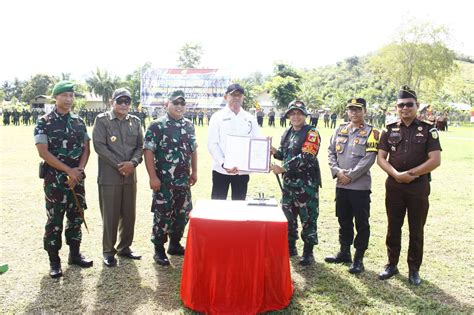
[211,171,249,200]
[385,178,430,271]
[335,188,371,251]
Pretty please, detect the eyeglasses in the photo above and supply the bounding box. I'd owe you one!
[116,99,131,106]
[172,100,186,106]
[397,102,415,108]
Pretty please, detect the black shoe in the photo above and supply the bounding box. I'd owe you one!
[324,245,352,264]
[118,252,142,260]
[167,242,185,256]
[408,270,422,286]
[103,256,117,267]
[324,252,352,264]
[379,264,399,280]
[154,246,170,266]
[49,262,63,278]
[68,254,93,268]
[348,260,365,274]
[299,243,315,266]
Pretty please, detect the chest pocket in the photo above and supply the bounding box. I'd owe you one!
[388,131,402,147]
[352,137,367,157]
[126,123,139,146]
[336,136,348,154]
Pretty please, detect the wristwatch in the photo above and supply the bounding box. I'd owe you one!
[131,160,138,168]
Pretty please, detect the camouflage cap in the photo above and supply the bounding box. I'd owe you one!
[169,90,186,101]
[284,100,308,118]
[112,88,131,101]
[52,80,75,96]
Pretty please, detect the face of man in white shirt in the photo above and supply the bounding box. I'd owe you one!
[224,91,244,114]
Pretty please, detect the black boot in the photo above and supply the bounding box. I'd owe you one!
[324,245,352,264]
[289,240,298,257]
[348,250,365,274]
[167,237,185,256]
[299,243,315,266]
[68,241,93,268]
[154,245,170,266]
[48,250,63,278]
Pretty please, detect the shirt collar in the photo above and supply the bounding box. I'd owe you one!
[108,110,129,121]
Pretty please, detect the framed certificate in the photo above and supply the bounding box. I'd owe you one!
[223,135,271,173]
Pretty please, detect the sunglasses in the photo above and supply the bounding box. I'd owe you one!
[116,99,131,106]
[397,102,415,108]
[172,100,186,106]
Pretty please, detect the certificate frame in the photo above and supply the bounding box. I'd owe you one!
[223,135,271,173]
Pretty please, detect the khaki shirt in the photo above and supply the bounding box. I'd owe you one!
[328,122,378,190]
[92,110,143,185]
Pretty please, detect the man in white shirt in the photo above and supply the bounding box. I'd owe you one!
[208,83,260,200]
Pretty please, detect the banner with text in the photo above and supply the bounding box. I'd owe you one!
[141,68,231,108]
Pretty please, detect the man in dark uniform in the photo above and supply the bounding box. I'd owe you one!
[271,100,322,266]
[377,86,442,286]
[326,98,379,274]
[144,90,198,266]
[330,112,337,128]
[93,88,143,267]
[34,81,93,278]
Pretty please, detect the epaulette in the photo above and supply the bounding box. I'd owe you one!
[421,119,434,125]
[97,112,108,119]
[386,120,399,127]
[128,114,140,120]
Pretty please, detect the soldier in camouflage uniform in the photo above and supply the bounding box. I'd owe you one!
[271,100,322,266]
[34,81,93,278]
[143,90,198,266]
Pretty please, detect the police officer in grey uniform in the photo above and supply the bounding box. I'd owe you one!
[325,98,379,274]
[93,88,143,267]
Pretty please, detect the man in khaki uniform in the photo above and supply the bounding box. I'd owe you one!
[93,88,143,267]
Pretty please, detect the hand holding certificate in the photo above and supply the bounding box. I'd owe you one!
[223,135,271,173]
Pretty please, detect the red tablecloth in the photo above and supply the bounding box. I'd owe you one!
[180,200,293,315]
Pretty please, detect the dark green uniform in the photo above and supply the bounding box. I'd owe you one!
[144,114,197,246]
[34,108,89,251]
[274,125,321,245]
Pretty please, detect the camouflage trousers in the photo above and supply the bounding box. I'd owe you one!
[281,183,319,245]
[150,185,193,246]
[43,180,86,251]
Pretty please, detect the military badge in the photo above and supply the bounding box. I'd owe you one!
[341,128,348,134]
[110,136,117,142]
[336,144,341,151]
[430,128,439,139]
[359,130,367,136]
[391,146,396,151]
[354,138,360,144]
[415,132,424,137]
[351,98,357,104]
[418,126,423,131]
[307,131,317,142]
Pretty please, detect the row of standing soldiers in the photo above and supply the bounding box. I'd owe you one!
[2,108,44,126]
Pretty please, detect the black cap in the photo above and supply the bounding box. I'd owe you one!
[168,90,186,101]
[225,83,245,94]
[398,85,417,100]
[346,98,366,108]
[112,88,131,101]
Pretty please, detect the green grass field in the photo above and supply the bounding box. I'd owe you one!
[0,119,473,313]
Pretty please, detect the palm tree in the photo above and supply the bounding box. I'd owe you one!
[85,68,120,107]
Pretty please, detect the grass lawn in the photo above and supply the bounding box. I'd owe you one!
[0,119,473,313]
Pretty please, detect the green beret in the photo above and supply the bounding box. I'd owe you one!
[52,80,75,96]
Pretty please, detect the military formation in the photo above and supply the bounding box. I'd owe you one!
[34,81,441,288]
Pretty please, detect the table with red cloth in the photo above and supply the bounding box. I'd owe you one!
[180,199,294,314]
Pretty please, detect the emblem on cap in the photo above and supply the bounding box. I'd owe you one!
[352,99,357,104]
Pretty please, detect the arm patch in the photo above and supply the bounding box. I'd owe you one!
[302,130,320,155]
[366,128,379,152]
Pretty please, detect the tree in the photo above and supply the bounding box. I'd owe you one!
[369,21,456,94]
[177,42,203,68]
[85,68,120,107]
[264,63,301,110]
[21,74,55,103]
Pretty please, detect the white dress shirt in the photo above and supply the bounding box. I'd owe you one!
[208,106,260,175]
